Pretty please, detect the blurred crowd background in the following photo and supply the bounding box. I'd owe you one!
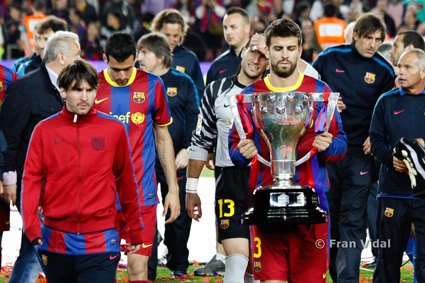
[0,0,419,62]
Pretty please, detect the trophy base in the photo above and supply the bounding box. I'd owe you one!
[241,185,327,227]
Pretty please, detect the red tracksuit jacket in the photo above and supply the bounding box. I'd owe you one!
[22,106,143,245]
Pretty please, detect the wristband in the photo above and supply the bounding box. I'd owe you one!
[186,177,199,194]
[3,171,17,186]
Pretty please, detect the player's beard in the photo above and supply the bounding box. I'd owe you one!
[271,59,297,78]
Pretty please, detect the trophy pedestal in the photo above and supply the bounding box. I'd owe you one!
[241,185,327,227]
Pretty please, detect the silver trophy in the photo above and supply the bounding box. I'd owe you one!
[228,91,339,226]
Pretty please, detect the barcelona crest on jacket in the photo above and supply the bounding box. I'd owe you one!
[91,137,105,151]
[167,87,177,97]
[364,72,376,84]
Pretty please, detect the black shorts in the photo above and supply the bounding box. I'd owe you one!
[38,250,120,283]
[215,166,250,242]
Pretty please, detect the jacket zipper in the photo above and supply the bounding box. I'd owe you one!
[77,121,81,234]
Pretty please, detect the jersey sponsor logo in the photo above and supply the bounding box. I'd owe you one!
[335,68,345,73]
[131,112,145,125]
[95,98,109,104]
[176,66,186,73]
[133,92,145,104]
[91,137,105,151]
[142,243,153,248]
[384,207,394,217]
[110,112,146,125]
[394,110,404,115]
[111,112,131,124]
[167,87,177,97]
[42,254,48,265]
[364,72,376,84]
[253,261,262,273]
[220,219,229,229]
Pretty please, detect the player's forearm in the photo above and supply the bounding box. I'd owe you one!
[187,159,206,179]
[22,176,44,241]
[154,126,178,193]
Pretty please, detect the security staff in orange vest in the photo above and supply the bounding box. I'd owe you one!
[314,4,346,51]
[22,0,47,55]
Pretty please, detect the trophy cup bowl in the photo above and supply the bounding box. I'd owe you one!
[241,92,327,228]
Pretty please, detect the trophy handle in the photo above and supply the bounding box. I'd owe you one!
[295,92,340,166]
[227,94,271,167]
[228,94,247,140]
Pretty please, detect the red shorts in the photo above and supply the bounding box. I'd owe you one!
[0,202,10,232]
[115,204,157,256]
[250,222,329,282]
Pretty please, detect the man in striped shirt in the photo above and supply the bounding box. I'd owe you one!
[229,18,346,282]
[186,37,269,282]
[95,32,180,283]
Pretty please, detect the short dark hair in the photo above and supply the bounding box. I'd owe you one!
[107,9,124,28]
[36,15,68,34]
[323,4,338,18]
[226,7,250,23]
[104,32,137,62]
[151,9,188,44]
[58,60,99,91]
[265,18,302,47]
[72,8,84,20]
[11,3,22,12]
[295,2,310,18]
[353,13,386,42]
[33,0,45,12]
[399,31,425,51]
[137,33,173,68]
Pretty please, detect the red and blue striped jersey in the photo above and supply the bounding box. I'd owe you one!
[96,68,172,206]
[0,64,18,106]
[229,74,347,213]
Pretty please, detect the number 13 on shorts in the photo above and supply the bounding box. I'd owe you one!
[217,199,235,217]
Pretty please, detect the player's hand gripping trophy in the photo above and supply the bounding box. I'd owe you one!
[228,91,339,227]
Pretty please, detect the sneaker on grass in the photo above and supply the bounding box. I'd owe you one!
[194,255,225,276]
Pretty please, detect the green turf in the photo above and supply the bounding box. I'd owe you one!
[0,261,415,282]
[113,262,416,283]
